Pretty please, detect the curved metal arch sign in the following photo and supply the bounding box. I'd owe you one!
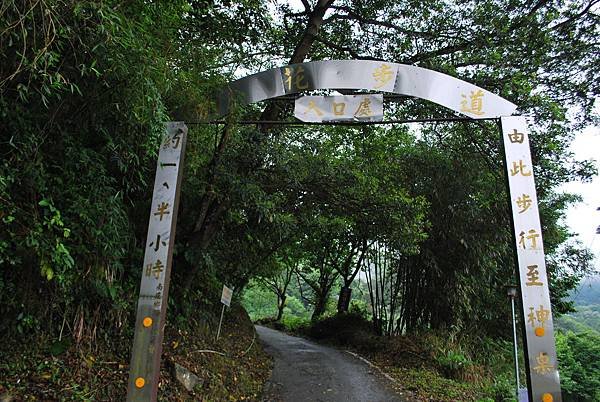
[216,60,517,119]
[127,61,561,402]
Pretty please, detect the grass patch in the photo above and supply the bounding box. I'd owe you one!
[389,367,488,401]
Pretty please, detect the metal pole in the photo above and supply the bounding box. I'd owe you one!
[216,304,225,341]
[185,117,499,126]
[511,295,520,397]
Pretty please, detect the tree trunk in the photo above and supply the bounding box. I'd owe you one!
[275,295,286,321]
[336,285,352,313]
[311,291,328,320]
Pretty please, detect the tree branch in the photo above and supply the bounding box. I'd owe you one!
[315,36,384,60]
[300,0,311,13]
[550,0,598,31]
[259,0,336,128]
[324,6,442,39]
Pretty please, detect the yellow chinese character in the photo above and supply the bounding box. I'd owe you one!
[528,305,551,328]
[525,265,544,286]
[460,90,485,116]
[373,64,394,89]
[536,305,551,327]
[332,102,346,116]
[154,202,170,221]
[354,98,374,117]
[283,66,308,92]
[519,230,541,249]
[145,259,164,279]
[516,194,533,213]
[508,129,525,144]
[304,100,323,117]
[510,160,532,176]
[527,307,535,326]
[533,352,554,375]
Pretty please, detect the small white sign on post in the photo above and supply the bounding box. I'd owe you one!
[216,285,233,341]
[220,285,233,307]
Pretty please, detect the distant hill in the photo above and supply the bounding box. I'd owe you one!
[556,276,600,333]
[570,275,600,306]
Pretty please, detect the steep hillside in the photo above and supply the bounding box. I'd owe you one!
[0,305,271,400]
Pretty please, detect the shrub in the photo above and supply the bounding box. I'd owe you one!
[436,349,472,380]
[281,316,311,333]
[308,312,377,348]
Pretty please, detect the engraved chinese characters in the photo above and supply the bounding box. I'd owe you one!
[279,61,398,95]
[294,94,384,122]
[283,65,309,92]
[460,89,485,116]
[372,64,395,89]
[501,116,561,401]
[127,123,187,402]
[218,60,517,118]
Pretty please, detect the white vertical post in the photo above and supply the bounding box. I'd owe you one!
[216,304,226,341]
[126,122,187,401]
[501,116,561,402]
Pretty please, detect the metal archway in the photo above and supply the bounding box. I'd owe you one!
[127,60,561,402]
[215,60,517,119]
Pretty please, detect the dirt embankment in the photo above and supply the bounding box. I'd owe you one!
[0,305,272,401]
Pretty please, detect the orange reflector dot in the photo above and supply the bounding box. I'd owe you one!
[535,327,545,337]
[143,317,153,328]
[542,393,553,402]
[135,377,145,388]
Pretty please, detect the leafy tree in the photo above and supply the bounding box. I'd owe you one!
[556,330,600,401]
[257,251,298,322]
[0,0,274,339]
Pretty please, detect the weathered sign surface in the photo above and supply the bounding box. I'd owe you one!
[126,122,187,402]
[502,116,562,401]
[294,94,383,122]
[221,285,233,307]
[217,60,517,119]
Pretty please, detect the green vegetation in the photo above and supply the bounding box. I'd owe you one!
[1,0,599,400]
[553,278,600,401]
[557,307,600,334]
[556,330,600,402]
[558,276,600,333]
[246,276,600,401]
[273,312,519,401]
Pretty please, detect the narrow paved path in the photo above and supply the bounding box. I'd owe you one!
[256,325,406,402]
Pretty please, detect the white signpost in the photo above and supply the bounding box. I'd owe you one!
[126,122,187,402]
[221,285,233,307]
[216,285,233,341]
[501,116,561,401]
